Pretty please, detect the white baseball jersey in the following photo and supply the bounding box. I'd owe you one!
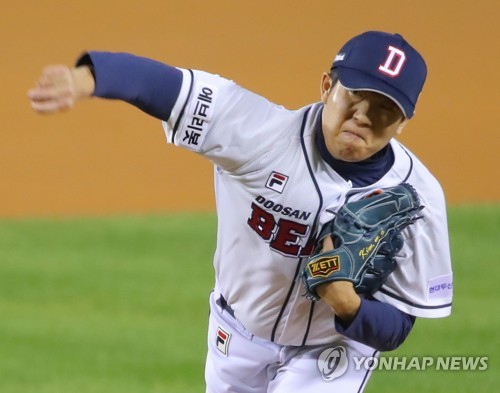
[162,69,453,346]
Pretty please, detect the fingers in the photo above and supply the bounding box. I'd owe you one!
[28,86,75,114]
[29,94,74,114]
[321,235,334,252]
[28,85,72,101]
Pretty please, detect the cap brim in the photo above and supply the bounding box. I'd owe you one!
[336,67,414,118]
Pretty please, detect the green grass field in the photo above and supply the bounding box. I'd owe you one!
[0,206,498,392]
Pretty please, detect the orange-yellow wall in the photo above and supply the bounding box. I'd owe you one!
[2,0,499,217]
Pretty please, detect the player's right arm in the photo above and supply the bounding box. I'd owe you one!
[28,65,95,114]
[28,52,184,121]
[28,52,288,173]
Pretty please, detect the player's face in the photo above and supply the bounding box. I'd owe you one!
[320,74,407,162]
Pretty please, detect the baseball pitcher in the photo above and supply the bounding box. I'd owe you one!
[28,31,453,392]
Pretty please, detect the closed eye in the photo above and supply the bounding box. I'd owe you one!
[381,103,398,112]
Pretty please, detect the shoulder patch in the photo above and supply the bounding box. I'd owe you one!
[427,274,453,301]
[177,81,218,151]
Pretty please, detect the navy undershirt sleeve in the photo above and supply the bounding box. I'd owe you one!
[76,52,183,121]
[335,298,416,351]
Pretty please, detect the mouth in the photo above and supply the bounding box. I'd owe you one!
[341,129,365,142]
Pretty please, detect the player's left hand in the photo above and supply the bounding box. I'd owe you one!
[315,236,361,322]
[302,183,423,322]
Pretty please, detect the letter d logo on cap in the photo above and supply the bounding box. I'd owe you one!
[378,46,406,77]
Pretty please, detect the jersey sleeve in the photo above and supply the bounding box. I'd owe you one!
[372,176,453,318]
[162,69,292,173]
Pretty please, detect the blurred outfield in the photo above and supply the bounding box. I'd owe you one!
[0,206,498,393]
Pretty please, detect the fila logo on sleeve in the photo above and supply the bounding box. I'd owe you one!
[378,46,406,77]
[266,171,289,194]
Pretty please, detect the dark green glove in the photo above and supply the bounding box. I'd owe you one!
[303,183,423,301]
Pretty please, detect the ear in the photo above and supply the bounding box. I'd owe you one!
[320,72,333,103]
[396,119,408,135]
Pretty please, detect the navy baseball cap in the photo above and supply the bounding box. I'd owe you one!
[331,31,427,118]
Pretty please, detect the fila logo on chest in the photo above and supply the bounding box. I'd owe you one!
[266,171,289,194]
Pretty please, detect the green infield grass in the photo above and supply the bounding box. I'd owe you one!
[0,205,498,392]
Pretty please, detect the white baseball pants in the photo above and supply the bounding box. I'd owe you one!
[205,291,378,393]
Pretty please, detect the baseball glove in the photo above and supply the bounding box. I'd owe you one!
[302,183,423,301]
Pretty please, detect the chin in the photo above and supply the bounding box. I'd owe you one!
[342,156,366,163]
[327,138,372,162]
[336,150,370,163]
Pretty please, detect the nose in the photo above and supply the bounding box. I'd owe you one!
[352,100,372,126]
